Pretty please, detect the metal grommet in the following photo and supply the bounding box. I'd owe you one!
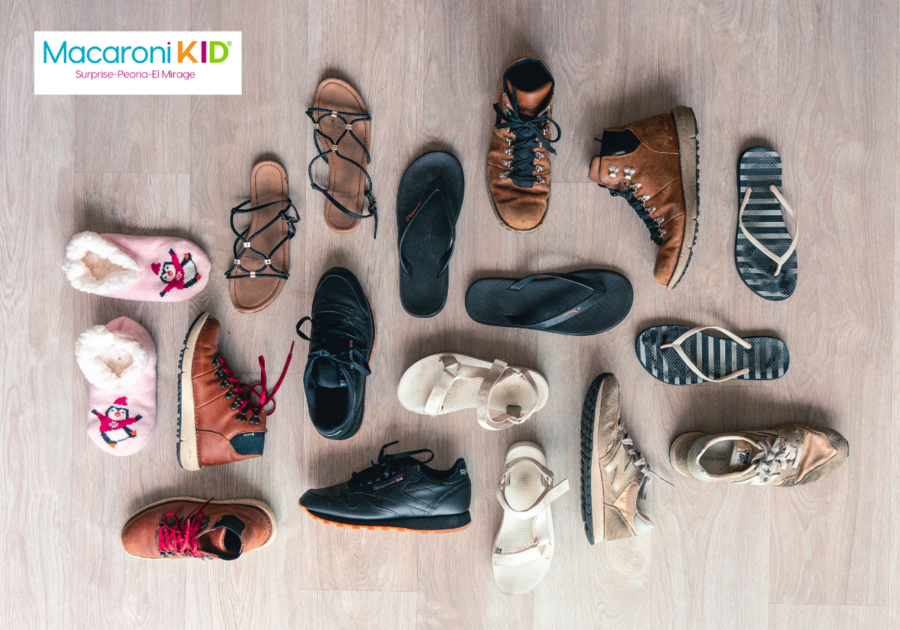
[264,259,272,266]
[243,241,251,249]
[249,271,256,278]
[331,111,338,117]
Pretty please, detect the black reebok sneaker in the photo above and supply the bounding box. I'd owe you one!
[299,442,472,532]
[297,267,375,440]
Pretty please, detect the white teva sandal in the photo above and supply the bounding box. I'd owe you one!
[397,354,549,430]
[492,442,569,595]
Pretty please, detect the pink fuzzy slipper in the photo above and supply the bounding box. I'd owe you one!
[63,231,210,302]
[75,317,157,456]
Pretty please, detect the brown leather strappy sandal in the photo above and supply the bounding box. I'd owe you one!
[225,161,299,313]
[306,78,377,237]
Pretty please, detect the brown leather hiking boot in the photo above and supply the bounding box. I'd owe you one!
[589,107,698,289]
[487,58,560,232]
[177,312,292,471]
[120,497,276,560]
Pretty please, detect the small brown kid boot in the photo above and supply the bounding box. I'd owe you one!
[177,312,292,471]
[487,58,561,232]
[120,497,276,560]
[589,107,698,289]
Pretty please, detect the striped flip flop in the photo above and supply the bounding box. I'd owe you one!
[735,147,798,300]
[635,325,789,385]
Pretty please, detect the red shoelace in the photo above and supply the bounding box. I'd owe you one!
[157,498,212,558]
[215,342,294,418]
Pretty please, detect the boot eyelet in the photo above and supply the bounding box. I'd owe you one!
[536,151,545,160]
[535,176,546,184]
[623,167,635,180]
[659,228,667,237]
[499,172,510,180]
[504,104,512,116]
[225,389,236,399]
[607,165,620,179]
[251,415,260,425]
[215,369,224,379]
[631,182,642,191]
[639,194,651,203]
[230,400,241,410]
[534,164,545,173]
[220,380,229,389]
[236,413,247,422]
[654,216,664,225]
[503,147,513,156]
[505,137,513,146]
[212,358,221,366]
[502,159,512,168]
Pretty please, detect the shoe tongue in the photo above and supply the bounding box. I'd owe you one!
[311,358,347,388]
[506,79,552,118]
[729,439,760,473]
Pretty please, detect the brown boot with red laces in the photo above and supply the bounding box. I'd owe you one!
[589,107,699,289]
[487,58,560,232]
[177,312,292,471]
[120,497,276,560]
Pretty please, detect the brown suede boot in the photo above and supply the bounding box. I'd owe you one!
[487,58,560,232]
[120,497,276,560]
[177,312,292,471]
[589,107,698,289]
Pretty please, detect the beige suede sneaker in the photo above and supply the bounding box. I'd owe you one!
[580,374,663,544]
[669,424,849,486]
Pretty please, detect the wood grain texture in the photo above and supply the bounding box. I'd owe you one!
[2,0,898,628]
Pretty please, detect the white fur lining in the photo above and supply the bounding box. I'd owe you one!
[63,231,140,295]
[76,325,146,389]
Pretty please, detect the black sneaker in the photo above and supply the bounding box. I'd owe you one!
[299,442,472,532]
[297,267,375,440]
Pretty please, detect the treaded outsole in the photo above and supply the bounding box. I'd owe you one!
[580,374,608,545]
[176,312,207,469]
[301,506,471,534]
[668,108,700,290]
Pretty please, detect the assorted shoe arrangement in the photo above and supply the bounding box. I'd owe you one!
[63,59,834,592]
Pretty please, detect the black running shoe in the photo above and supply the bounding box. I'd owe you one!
[297,267,375,440]
[299,442,472,532]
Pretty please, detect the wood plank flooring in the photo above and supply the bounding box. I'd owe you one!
[1,1,897,628]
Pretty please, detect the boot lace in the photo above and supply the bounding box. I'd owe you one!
[609,187,664,245]
[157,499,212,558]
[349,442,434,488]
[212,344,294,424]
[494,103,560,186]
[751,437,801,483]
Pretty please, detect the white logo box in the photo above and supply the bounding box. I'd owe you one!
[35,31,241,95]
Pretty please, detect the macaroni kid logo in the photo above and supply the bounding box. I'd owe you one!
[34,32,241,95]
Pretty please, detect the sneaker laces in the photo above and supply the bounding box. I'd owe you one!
[348,441,434,488]
[493,103,560,185]
[157,498,212,558]
[296,311,372,377]
[751,437,802,483]
[615,422,673,500]
[213,343,294,421]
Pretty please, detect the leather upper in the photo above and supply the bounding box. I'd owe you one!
[120,499,274,560]
[487,59,556,231]
[191,317,267,467]
[300,457,471,521]
[589,112,687,286]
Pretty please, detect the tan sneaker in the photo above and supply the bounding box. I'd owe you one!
[669,424,849,486]
[580,374,660,544]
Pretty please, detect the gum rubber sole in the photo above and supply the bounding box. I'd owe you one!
[176,312,209,471]
[301,506,471,534]
[120,496,278,558]
[667,106,699,290]
[580,374,618,545]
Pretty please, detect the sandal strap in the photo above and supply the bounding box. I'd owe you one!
[398,177,456,277]
[306,108,378,238]
[660,325,752,382]
[506,273,605,330]
[739,185,799,277]
[492,542,552,566]
[225,198,299,280]
[496,458,569,520]
[423,356,490,416]
[476,361,539,431]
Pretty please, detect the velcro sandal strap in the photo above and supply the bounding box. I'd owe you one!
[496,459,569,520]
[660,325,752,382]
[423,355,489,416]
[476,361,539,431]
[492,542,552,567]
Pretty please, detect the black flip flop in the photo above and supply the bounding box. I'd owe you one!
[635,324,789,385]
[735,147,798,300]
[465,270,633,336]
[396,152,465,317]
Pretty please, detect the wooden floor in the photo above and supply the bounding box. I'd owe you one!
[2,1,898,628]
